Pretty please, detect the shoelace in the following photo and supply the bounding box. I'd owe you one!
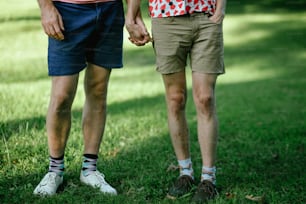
[41,173,57,185]
[94,171,108,185]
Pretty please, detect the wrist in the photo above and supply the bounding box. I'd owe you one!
[38,0,53,9]
[125,20,135,28]
[214,9,225,16]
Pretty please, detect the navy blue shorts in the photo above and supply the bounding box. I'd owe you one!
[48,1,125,76]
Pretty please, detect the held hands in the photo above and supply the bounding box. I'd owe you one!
[125,14,151,46]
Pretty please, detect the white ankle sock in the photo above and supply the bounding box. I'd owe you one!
[201,166,216,185]
[178,158,194,179]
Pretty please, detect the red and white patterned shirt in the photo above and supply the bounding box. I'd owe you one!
[53,0,113,4]
[149,0,216,18]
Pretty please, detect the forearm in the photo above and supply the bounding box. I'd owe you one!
[216,0,226,14]
[37,0,54,10]
[125,0,141,25]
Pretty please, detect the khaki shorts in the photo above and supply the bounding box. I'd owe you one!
[152,13,225,74]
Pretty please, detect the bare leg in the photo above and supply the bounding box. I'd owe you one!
[192,72,218,167]
[82,63,111,155]
[47,74,79,158]
[162,71,190,160]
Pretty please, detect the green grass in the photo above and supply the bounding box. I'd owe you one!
[0,0,305,203]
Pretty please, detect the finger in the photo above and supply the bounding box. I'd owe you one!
[48,26,57,38]
[210,14,224,24]
[208,16,216,23]
[128,37,140,45]
[135,18,149,35]
[128,37,136,44]
[209,16,219,24]
[141,35,151,44]
[135,42,145,46]
[47,27,62,40]
[43,24,51,36]
[53,24,64,40]
[50,29,59,40]
[144,34,152,42]
[57,13,65,31]
[139,24,149,36]
[132,41,144,46]
[136,38,148,46]
[129,37,145,46]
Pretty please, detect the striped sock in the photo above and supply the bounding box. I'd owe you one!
[82,154,98,176]
[201,166,216,185]
[48,155,64,176]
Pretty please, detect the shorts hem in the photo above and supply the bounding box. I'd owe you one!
[156,68,225,75]
[48,67,86,76]
[90,62,123,69]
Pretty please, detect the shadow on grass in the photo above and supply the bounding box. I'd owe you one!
[0,15,40,23]
[0,116,45,143]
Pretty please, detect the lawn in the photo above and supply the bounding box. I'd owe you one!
[0,0,305,203]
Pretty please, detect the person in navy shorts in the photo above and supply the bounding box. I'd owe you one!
[34,0,151,196]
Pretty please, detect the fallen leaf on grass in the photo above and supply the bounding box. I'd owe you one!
[167,164,179,172]
[245,194,265,202]
[106,148,120,157]
[225,192,236,199]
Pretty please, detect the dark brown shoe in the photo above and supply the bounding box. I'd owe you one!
[167,175,195,199]
[192,180,218,203]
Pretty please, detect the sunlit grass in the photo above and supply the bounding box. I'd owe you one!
[0,80,49,122]
[224,14,306,46]
[0,0,38,19]
[218,68,279,84]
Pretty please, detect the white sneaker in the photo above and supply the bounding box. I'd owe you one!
[80,170,117,195]
[33,172,63,196]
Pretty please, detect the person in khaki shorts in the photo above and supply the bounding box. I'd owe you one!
[127,0,226,202]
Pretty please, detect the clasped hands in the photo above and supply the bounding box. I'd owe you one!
[125,16,151,46]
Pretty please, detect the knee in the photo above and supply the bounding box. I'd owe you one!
[87,82,108,100]
[167,92,187,113]
[195,94,215,117]
[85,82,108,110]
[50,92,74,113]
[90,88,107,102]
